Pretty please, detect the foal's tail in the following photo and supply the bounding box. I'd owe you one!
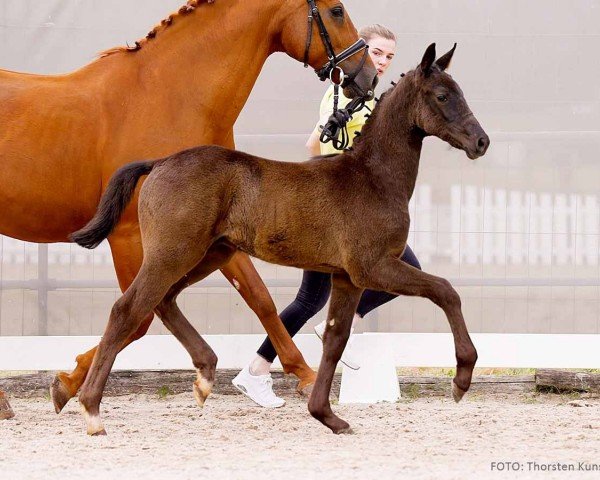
[70,160,156,249]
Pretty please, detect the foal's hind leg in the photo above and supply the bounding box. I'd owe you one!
[308,273,362,434]
[352,257,478,401]
[154,242,238,408]
[51,230,153,413]
[220,252,316,393]
[78,243,208,436]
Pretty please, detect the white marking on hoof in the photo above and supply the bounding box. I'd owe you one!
[328,318,335,327]
[232,278,241,290]
[452,380,466,403]
[193,371,213,408]
[81,404,106,436]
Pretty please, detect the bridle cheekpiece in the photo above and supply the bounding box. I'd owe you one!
[303,0,369,88]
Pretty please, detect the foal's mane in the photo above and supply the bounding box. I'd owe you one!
[99,0,215,58]
[351,67,430,152]
[349,82,398,152]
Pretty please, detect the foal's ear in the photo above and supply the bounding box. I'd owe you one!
[420,43,436,77]
[435,43,457,71]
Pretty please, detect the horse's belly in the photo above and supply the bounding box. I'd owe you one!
[0,183,97,243]
[0,204,91,243]
[250,229,341,271]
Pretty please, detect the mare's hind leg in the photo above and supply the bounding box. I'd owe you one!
[220,252,316,393]
[308,273,362,434]
[51,230,153,414]
[154,242,238,408]
[353,257,478,401]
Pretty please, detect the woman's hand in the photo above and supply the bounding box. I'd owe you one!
[306,129,322,157]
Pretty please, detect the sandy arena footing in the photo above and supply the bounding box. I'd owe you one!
[1,389,599,480]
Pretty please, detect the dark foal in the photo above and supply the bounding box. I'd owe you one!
[71,43,489,435]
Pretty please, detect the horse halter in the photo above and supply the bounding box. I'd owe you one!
[303,0,369,88]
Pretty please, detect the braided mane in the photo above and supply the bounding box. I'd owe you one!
[99,0,215,58]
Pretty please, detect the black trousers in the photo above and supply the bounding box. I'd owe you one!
[257,245,421,362]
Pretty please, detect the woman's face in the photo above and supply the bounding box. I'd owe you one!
[367,36,396,77]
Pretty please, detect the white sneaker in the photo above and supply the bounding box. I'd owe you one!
[231,366,286,408]
[314,320,361,370]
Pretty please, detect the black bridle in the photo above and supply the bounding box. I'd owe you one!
[303,0,369,88]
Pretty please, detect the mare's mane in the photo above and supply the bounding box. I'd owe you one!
[99,0,215,58]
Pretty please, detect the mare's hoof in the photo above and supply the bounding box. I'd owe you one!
[50,374,73,414]
[297,382,314,398]
[0,392,15,420]
[452,380,467,403]
[91,429,107,437]
[0,409,15,420]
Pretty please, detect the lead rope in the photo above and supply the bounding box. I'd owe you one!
[319,94,369,151]
[320,77,404,151]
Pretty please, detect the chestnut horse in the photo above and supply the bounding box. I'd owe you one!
[0,0,377,414]
[71,43,489,435]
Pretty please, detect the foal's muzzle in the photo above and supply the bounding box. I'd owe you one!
[465,131,490,159]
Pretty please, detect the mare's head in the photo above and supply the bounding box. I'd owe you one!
[403,43,489,159]
[277,0,378,98]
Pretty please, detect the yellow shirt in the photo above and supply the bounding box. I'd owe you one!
[315,84,375,155]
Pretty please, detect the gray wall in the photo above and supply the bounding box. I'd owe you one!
[1,0,600,336]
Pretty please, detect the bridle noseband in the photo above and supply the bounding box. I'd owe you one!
[303,0,369,88]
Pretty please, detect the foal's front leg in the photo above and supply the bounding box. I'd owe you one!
[154,243,238,408]
[308,273,362,434]
[353,257,478,400]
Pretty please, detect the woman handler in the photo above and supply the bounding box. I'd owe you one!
[233,25,421,408]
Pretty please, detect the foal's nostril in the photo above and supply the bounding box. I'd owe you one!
[477,135,490,154]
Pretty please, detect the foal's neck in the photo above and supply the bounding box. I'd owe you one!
[350,79,424,202]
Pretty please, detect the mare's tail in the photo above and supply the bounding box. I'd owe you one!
[70,160,156,249]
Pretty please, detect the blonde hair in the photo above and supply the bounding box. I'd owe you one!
[358,24,396,44]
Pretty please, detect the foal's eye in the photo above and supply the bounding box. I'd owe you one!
[330,6,344,18]
[437,94,448,103]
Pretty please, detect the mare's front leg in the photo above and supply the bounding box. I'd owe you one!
[220,252,316,393]
[352,256,478,400]
[308,273,362,434]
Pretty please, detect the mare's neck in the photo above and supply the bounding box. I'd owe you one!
[86,0,281,143]
[350,79,424,202]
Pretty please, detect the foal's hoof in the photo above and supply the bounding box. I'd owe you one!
[334,426,354,435]
[193,383,206,408]
[81,404,107,436]
[452,380,467,403]
[50,374,74,414]
[193,380,213,409]
[327,417,353,435]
